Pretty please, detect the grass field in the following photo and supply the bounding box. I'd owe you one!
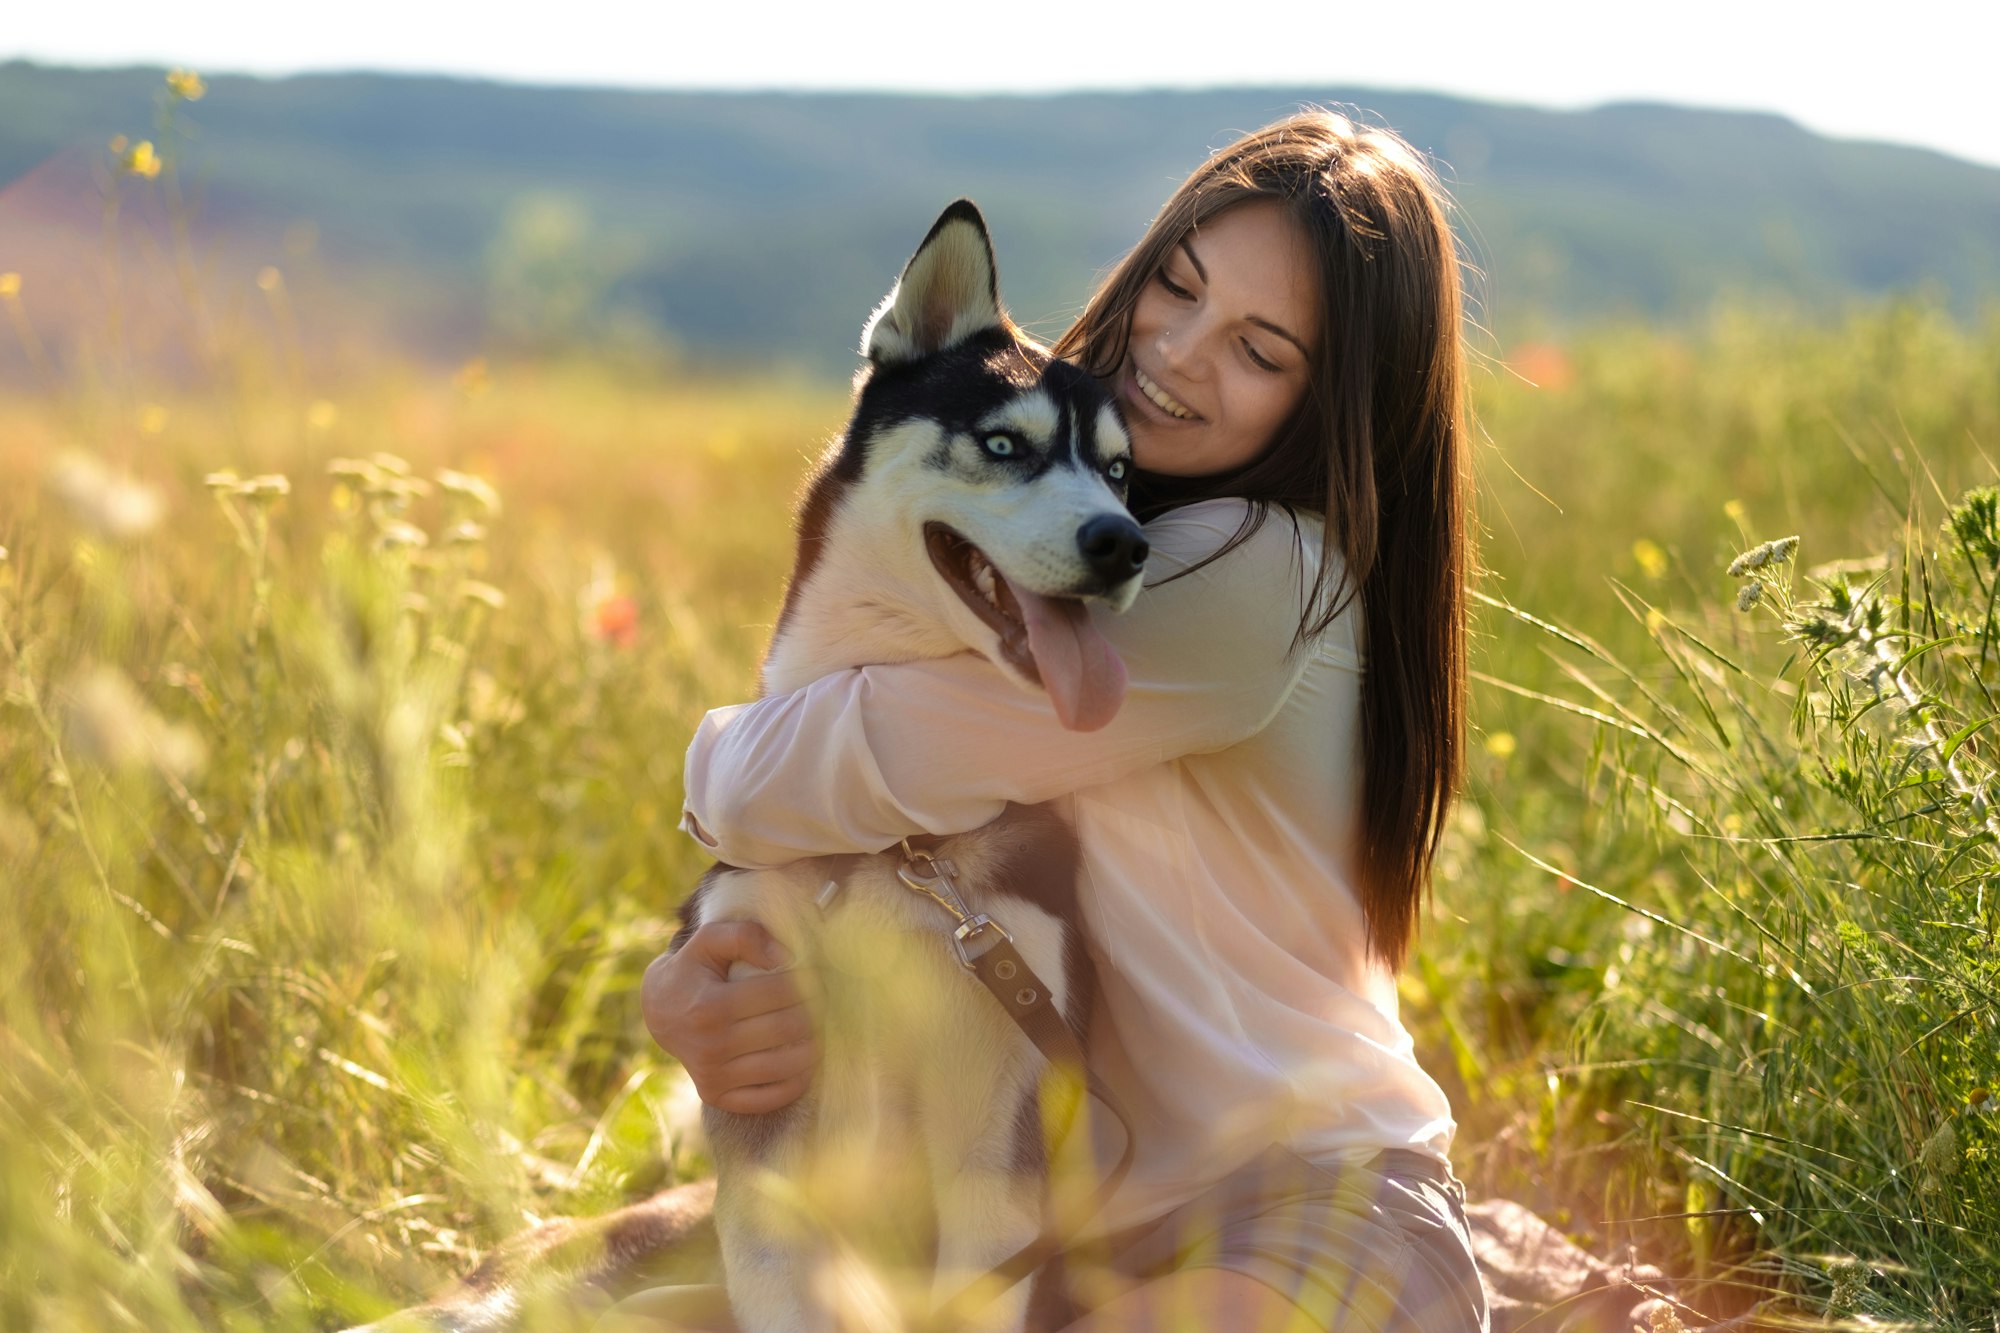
[4,83,2000,1332]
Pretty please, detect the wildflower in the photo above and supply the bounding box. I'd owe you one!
[436,468,501,515]
[165,69,206,101]
[120,141,162,179]
[203,469,242,493]
[375,521,429,551]
[1728,536,1801,577]
[305,400,338,432]
[327,457,378,483]
[240,474,291,503]
[49,452,164,541]
[443,520,487,545]
[1483,731,1517,759]
[1723,499,1746,523]
[458,581,506,611]
[592,593,639,649]
[0,273,19,298]
[1631,539,1667,580]
[369,452,412,478]
[1736,580,1764,612]
[1647,1308,1689,1333]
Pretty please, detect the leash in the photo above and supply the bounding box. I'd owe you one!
[881,837,1138,1320]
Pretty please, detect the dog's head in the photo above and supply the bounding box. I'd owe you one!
[860,202,1144,732]
[769,201,1144,732]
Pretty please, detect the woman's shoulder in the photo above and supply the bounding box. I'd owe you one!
[1142,498,1325,578]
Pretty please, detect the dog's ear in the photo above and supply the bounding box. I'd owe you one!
[862,200,1005,366]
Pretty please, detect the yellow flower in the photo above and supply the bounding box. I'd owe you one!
[166,69,207,101]
[138,404,169,435]
[0,273,19,298]
[306,400,339,432]
[1723,499,1746,523]
[121,141,162,179]
[1484,731,1517,759]
[1631,539,1667,580]
[1645,607,1668,636]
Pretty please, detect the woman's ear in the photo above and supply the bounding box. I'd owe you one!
[861,199,1005,366]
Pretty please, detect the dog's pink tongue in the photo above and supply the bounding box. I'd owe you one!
[1016,588,1127,732]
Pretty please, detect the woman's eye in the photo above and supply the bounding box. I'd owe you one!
[1243,341,1281,373]
[1107,459,1128,482]
[1156,270,1193,300]
[983,434,1017,458]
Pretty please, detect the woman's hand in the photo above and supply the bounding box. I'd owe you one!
[642,921,820,1115]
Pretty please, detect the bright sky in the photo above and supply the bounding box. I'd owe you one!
[10,0,1999,169]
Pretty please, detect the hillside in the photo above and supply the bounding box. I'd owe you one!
[3,63,1998,372]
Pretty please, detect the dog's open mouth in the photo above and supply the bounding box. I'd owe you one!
[924,522,1128,732]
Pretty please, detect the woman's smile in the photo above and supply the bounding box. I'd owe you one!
[1131,365,1198,421]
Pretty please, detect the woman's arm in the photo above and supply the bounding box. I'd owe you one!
[683,501,1338,869]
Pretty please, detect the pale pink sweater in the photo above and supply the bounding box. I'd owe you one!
[680,498,1455,1232]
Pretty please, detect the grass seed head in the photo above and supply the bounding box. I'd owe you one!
[62,666,206,779]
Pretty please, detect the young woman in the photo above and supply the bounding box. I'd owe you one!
[644,109,1486,1331]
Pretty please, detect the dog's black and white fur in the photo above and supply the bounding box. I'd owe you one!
[672,202,1144,1332]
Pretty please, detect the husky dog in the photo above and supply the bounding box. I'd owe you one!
[673,201,1145,1333]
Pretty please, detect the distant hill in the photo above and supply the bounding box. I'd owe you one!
[3,62,1998,374]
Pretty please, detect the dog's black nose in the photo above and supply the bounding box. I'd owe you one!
[1077,515,1149,584]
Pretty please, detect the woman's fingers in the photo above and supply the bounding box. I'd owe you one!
[726,1001,817,1055]
[714,1040,819,1101]
[721,968,817,1021]
[684,919,791,977]
[710,1071,817,1117]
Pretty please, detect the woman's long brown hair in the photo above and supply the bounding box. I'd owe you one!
[1054,110,1471,971]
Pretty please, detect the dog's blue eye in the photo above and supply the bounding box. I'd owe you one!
[983,434,1016,458]
[1107,460,1128,482]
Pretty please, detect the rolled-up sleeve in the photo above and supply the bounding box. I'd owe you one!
[682,500,1328,869]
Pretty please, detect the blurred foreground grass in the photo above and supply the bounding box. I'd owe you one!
[4,287,2000,1326]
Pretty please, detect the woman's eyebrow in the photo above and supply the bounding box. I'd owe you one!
[1177,238,1209,284]
[1249,316,1310,358]
[1179,238,1309,359]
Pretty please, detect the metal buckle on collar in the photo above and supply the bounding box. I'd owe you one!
[951,914,1011,970]
[897,838,1010,970]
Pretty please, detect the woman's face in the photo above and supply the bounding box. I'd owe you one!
[1116,199,1320,478]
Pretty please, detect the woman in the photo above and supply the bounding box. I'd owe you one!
[644,109,1486,1331]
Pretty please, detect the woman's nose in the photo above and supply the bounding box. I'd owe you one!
[1155,319,1204,378]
